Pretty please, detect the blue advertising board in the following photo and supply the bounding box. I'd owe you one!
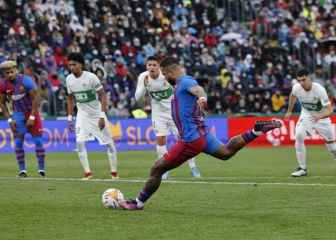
[0,118,228,153]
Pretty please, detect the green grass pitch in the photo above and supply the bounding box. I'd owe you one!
[1,146,336,240]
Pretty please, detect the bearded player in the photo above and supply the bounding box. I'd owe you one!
[135,56,201,179]
[120,57,281,210]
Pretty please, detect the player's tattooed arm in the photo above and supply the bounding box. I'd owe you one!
[67,94,74,117]
[28,89,39,116]
[97,88,107,130]
[66,94,75,132]
[285,94,297,119]
[26,89,39,127]
[97,88,108,114]
[188,85,207,98]
[0,93,10,119]
[189,85,208,110]
[0,93,16,131]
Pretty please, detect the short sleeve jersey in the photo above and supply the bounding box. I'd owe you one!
[171,75,207,142]
[0,74,37,112]
[292,82,330,116]
[66,71,103,117]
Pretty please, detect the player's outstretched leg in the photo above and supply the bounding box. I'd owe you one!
[120,137,205,210]
[119,158,175,210]
[14,134,27,178]
[211,120,282,161]
[32,136,46,177]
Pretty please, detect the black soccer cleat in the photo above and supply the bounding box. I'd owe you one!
[254,120,282,133]
[38,170,46,178]
[18,171,28,178]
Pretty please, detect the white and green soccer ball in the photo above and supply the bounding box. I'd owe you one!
[102,188,124,209]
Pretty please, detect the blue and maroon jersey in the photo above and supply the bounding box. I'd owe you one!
[0,74,37,113]
[171,75,207,142]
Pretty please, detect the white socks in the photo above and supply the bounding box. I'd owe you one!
[107,143,118,173]
[156,145,168,158]
[76,142,91,173]
[295,140,307,169]
[252,129,262,136]
[77,142,118,174]
[187,158,196,169]
[136,198,144,207]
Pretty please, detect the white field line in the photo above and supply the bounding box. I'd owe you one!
[1,176,336,187]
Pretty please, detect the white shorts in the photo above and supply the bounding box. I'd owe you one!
[75,114,114,145]
[296,116,335,142]
[152,116,178,137]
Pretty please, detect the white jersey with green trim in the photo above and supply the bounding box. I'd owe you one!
[135,71,173,120]
[292,82,330,120]
[66,71,104,118]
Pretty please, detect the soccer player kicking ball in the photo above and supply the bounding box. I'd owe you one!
[285,68,336,177]
[0,60,46,178]
[135,56,201,179]
[120,57,281,210]
[66,53,118,180]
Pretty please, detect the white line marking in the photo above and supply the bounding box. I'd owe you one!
[1,177,336,187]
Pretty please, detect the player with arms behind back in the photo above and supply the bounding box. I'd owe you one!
[285,68,336,177]
[0,60,46,177]
[66,53,118,180]
[120,57,281,210]
[135,56,201,179]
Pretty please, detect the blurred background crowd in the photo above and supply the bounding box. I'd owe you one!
[0,0,336,118]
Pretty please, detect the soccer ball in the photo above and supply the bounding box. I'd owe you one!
[102,188,124,209]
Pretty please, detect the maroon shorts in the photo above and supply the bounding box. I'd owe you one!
[163,135,206,167]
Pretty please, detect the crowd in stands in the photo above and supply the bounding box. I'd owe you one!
[0,0,336,118]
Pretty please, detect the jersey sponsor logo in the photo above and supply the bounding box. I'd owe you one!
[74,89,97,103]
[149,86,173,101]
[301,100,322,111]
[11,93,26,101]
